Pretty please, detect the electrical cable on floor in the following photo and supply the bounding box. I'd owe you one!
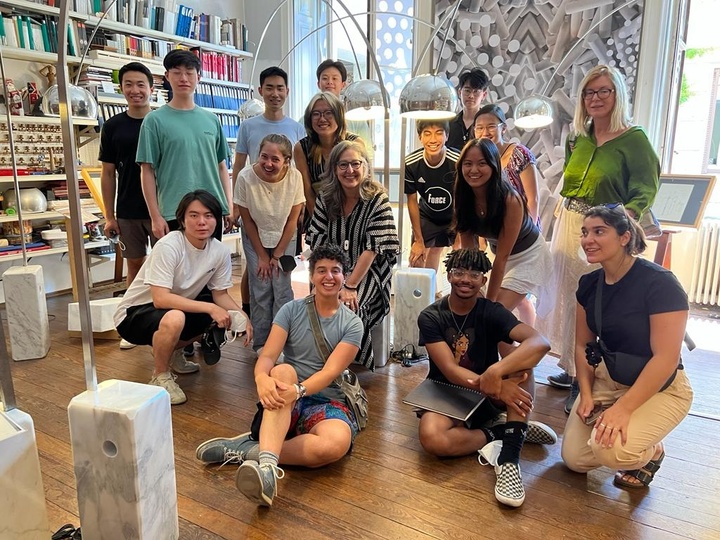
[389,343,428,367]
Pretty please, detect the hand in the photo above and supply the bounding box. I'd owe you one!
[223,215,233,233]
[409,240,426,267]
[104,218,120,239]
[339,287,359,312]
[593,402,632,448]
[468,368,503,399]
[242,318,253,347]
[497,374,533,417]
[575,392,595,423]
[208,305,231,329]
[151,217,170,239]
[256,256,274,281]
[256,374,290,410]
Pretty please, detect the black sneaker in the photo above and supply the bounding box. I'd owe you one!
[547,371,574,389]
[201,322,226,365]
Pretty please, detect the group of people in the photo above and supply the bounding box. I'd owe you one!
[101,53,692,511]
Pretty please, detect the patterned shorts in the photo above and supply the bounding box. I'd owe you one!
[290,395,359,440]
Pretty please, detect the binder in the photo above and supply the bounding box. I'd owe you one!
[403,378,485,422]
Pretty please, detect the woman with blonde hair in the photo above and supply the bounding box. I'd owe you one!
[306,140,398,370]
[536,65,660,412]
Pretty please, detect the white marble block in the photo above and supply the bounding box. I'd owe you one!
[371,316,390,369]
[68,380,178,540]
[2,265,50,361]
[67,297,123,332]
[393,268,436,355]
[0,408,49,540]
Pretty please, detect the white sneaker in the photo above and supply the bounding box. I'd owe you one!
[149,372,187,405]
[119,338,136,349]
[170,350,200,374]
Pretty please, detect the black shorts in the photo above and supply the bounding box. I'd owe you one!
[415,397,503,429]
[418,218,455,248]
[116,301,212,346]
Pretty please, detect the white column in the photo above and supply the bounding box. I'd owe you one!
[2,265,50,361]
[393,268,436,356]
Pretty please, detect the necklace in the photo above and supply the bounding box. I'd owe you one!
[448,298,471,333]
[499,143,513,159]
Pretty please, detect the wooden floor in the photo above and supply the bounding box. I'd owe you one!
[5,286,720,539]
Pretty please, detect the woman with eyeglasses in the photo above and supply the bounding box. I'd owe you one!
[306,140,399,370]
[536,65,660,412]
[294,92,364,219]
[473,104,539,224]
[562,204,692,490]
[234,134,305,351]
[455,138,551,320]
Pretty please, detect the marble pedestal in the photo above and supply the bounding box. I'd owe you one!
[371,316,390,368]
[0,408,49,539]
[68,380,178,540]
[393,268,436,355]
[3,265,50,361]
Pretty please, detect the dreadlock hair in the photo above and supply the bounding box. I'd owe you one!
[443,248,493,274]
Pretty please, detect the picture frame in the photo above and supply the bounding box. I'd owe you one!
[652,174,716,229]
[80,167,104,214]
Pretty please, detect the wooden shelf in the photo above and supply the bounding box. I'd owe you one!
[0,174,70,183]
[0,239,109,263]
[0,211,65,223]
[2,115,97,126]
[201,77,251,89]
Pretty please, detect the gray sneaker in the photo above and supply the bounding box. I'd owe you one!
[235,460,285,507]
[547,371,574,389]
[564,380,580,414]
[148,372,186,405]
[170,350,200,374]
[195,432,259,465]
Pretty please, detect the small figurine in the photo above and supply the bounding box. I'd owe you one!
[4,79,24,116]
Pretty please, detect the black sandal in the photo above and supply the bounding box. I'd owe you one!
[613,451,665,489]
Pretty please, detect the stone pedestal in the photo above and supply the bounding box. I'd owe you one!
[371,316,390,368]
[0,408,49,539]
[68,380,178,540]
[3,265,50,361]
[393,268,436,356]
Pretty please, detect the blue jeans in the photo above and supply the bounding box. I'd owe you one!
[241,227,295,350]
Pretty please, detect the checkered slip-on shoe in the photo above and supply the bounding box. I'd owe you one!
[526,421,558,445]
[494,462,525,507]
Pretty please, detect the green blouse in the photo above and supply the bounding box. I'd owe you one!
[560,126,659,218]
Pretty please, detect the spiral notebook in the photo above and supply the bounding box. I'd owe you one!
[403,378,486,421]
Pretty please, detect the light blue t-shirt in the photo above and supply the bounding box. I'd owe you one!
[273,298,363,402]
[236,115,306,163]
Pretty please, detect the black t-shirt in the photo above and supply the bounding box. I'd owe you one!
[576,257,688,358]
[418,296,520,383]
[98,112,150,219]
[447,112,471,152]
[404,147,459,226]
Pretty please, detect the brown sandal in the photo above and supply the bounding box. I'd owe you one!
[613,451,665,489]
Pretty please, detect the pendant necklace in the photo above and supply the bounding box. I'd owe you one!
[448,298,470,334]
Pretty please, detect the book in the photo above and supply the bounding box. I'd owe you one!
[403,378,485,422]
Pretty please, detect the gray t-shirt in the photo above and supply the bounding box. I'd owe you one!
[273,298,363,402]
[236,115,306,164]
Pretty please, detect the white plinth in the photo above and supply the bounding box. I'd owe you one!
[2,265,50,361]
[68,380,178,539]
[393,268,436,355]
[68,297,123,332]
[0,408,49,539]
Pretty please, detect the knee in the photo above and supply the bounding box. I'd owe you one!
[158,310,185,335]
[418,426,449,457]
[270,363,298,384]
[561,442,593,473]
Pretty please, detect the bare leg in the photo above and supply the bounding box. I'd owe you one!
[278,420,352,467]
[419,411,489,457]
[258,364,297,458]
[152,310,186,374]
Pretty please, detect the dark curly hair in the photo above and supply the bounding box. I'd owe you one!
[309,244,351,274]
[443,248,492,274]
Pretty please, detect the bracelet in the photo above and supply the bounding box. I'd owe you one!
[271,255,280,261]
[294,383,307,399]
[343,283,357,291]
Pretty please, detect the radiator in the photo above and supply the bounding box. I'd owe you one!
[689,221,720,305]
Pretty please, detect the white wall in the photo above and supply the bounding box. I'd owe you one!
[242,1,289,88]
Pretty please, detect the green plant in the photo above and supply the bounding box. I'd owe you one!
[679,74,692,105]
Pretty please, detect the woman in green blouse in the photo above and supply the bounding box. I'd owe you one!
[536,65,660,412]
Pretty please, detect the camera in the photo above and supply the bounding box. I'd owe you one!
[585,340,604,367]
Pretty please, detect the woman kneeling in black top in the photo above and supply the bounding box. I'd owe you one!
[561,204,693,489]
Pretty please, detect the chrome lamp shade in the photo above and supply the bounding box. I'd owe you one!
[514,95,554,130]
[238,98,265,120]
[399,74,458,119]
[41,84,98,119]
[341,79,388,120]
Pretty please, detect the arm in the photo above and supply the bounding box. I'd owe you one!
[597,310,688,448]
[574,302,598,422]
[519,164,539,224]
[406,193,425,266]
[231,152,248,192]
[272,203,303,260]
[294,142,316,216]
[100,162,119,236]
[339,250,376,310]
[623,129,660,218]
[254,324,291,408]
[237,205,274,281]
[140,163,169,238]
[218,160,233,231]
[485,195,524,301]
[298,341,359,396]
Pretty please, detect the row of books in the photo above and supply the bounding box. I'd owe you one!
[0,14,88,56]
[193,82,251,111]
[90,28,174,61]
[191,48,243,83]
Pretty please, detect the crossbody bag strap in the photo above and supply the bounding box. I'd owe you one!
[304,295,331,360]
[594,270,604,338]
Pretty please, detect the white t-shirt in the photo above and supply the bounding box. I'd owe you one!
[113,231,233,326]
[234,165,305,248]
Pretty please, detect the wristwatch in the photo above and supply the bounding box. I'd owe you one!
[294,383,307,399]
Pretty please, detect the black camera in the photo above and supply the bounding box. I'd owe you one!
[585,340,604,367]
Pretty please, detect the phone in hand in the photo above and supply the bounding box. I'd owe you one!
[584,402,607,425]
[279,255,297,272]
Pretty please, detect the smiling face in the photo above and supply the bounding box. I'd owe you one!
[311,98,339,137]
[447,267,486,300]
[317,67,346,97]
[582,74,616,122]
[335,148,366,195]
[256,142,289,181]
[311,258,345,298]
[182,200,217,247]
[460,145,493,191]
[259,75,289,112]
[473,113,505,145]
[419,125,448,160]
[120,71,151,108]
[580,215,630,264]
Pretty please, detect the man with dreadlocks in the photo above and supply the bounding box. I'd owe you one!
[416,248,557,508]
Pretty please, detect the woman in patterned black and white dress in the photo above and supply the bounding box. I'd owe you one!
[306,140,399,370]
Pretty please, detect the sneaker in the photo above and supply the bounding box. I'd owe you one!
[149,372,187,405]
[564,380,580,415]
[489,414,558,445]
[547,371,574,389]
[119,338,136,350]
[195,432,259,465]
[170,350,200,374]
[235,460,285,507]
[494,462,525,507]
[201,323,227,365]
[183,343,196,357]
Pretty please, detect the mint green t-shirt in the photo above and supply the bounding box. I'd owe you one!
[136,105,231,219]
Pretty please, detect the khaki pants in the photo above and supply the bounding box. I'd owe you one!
[561,361,693,473]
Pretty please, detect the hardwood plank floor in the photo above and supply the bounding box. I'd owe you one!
[4,288,720,540]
